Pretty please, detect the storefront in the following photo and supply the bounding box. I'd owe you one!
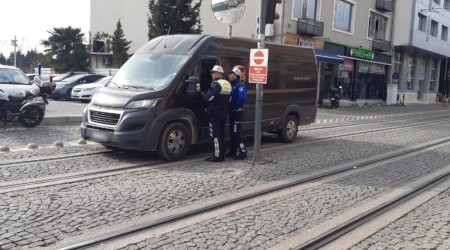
[324,43,391,102]
[315,49,344,102]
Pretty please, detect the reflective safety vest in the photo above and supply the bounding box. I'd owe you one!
[217,79,232,95]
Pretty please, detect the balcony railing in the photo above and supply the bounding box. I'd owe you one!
[376,0,394,12]
[372,39,391,52]
[297,18,324,37]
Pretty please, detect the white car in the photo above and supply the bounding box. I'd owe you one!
[71,76,112,102]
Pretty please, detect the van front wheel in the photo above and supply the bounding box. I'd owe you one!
[277,115,298,143]
[157,122,191,161]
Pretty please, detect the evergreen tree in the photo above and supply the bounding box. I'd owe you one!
[0,53,7,65]
[148,0,203,40]
[111,19,131,68]
[41,26,88,72]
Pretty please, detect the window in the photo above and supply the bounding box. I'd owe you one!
[333,0,354,33]
[445,0,450,9]
[442,25,448,41]
[407,57,415,90]
[418,13,427,32]
[293,0,317,19]
[430,59,439,91]
[433,0,441,4]
[431,20,439,37]
[368,11,389,40]
[393,53,402,77]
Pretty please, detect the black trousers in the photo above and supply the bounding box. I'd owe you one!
[208,115,226,160]
[228,111,247,156]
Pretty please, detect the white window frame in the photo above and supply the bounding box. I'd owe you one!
[332,0,356,35]
[367,9,390,41]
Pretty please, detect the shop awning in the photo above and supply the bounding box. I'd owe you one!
[315,49,344,64]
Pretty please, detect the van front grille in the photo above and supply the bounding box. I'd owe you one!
[90,110,120,126]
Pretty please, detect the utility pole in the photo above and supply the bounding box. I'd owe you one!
[253,0,268,163]
[11,36,18,67]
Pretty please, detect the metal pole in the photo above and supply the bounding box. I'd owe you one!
[227,25,232,38]
[11,36,17,67]
[253,0,267,163]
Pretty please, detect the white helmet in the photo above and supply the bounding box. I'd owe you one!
[0,90,9,102]
[210,65,224,73]
[228,68,241,76]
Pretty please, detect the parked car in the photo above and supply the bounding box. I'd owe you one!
[52,74,106,100]
[0,65,33,95]
[71,75,112,102]
[52,71,87,83]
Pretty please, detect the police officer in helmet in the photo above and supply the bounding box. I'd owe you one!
[226,66,247,160]
[202,65,232,162]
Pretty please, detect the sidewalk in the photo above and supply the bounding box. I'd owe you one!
[316,103,450,124]
[41,101,450,126]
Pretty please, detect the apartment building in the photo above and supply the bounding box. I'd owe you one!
[90,0,450,104]
[393,0,450,103]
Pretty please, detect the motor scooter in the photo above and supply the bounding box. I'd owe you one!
[329,87,341,109]
[0,77,52,129]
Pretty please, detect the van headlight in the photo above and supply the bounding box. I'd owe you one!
[125,99,160,109]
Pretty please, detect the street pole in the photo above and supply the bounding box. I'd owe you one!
[253,0,267,163]
[11,36,18,67]
[227,25,232,38]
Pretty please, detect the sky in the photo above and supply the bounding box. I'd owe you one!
[0,0,90,57]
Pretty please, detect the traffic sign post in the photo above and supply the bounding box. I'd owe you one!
[252,0,269,163]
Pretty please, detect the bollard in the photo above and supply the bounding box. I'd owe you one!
[402,93,405,105]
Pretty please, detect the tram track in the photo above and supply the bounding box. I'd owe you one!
[1,117,450,193]
[57,136,450,250]
[293,172,450,250]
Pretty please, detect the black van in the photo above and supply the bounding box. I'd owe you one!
[80,35,318,160]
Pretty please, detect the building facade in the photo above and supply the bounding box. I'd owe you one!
[89,0,450,104]
[393,0,450,103]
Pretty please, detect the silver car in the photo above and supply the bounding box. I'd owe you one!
[0,65,32,95]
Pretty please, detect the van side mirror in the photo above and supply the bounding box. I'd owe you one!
[185,76,200,95]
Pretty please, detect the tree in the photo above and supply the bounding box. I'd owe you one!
[41,26,89,72]
[148,0,203,40]
[111,19,132,68]
[0,53,6,65]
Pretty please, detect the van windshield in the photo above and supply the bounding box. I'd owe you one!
[111,53,188,91]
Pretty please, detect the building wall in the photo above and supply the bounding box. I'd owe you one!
[392,0,413,46]
[90,0,148,54]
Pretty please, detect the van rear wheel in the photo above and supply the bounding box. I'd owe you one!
[157,122,191,161]
[277,115,298,142]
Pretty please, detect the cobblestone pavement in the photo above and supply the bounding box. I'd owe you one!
[351,187,450,250]
[120,144,450,249]
[1,119,450,248]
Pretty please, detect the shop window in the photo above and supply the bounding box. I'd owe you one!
[407,57,415,90]
[418,13,427,32]
[393,53,402,79]
[333,0,354,33]
[442,25,448,41]
[429,59,439,91]
[292,0,317,19]
[368,11,389,40]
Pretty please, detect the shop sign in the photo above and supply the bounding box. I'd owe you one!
[342,59,354,71]
[369,64,385,75]
[283,32,324,49]
[349,48,375,60]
